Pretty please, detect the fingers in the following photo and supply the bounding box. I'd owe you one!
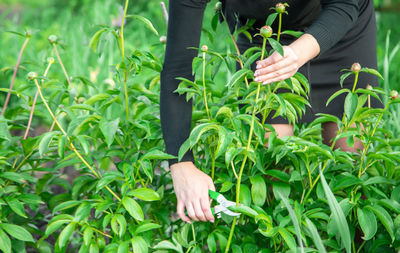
[256,51,284,69]
[254,65,297,84]
[254,57,296,77]
[193,200,207,222]
[186,202,199,222]
[177,199,191,223]
[201,197,214,222]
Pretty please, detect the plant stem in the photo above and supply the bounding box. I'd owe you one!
[120,0,130,122]
[32,79,121,202]
[277,13,282,43]
[226,39,266,252]
[24,61,54,139]
[202,52,211,119]
[53,44,71,86]
[357,101,390,177]
[351,72,359,93]
[2,37,30,116]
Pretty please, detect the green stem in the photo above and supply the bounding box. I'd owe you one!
[226,41,266,252]
[351,72,359,93]
[2,37,30,116]
[357,101,390,177]
[202,52,211,119]
[277,13,282,43]
[53,44,71,86]
[120,0,130,122]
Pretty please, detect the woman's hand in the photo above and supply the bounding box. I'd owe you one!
[254,33,321,85]
[170,161,215,223]
[254,45,300,85]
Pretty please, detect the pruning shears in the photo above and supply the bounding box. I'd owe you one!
[209,189,241,218]
[185,190,241,218]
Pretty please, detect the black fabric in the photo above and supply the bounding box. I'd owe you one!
[161,0,377,166]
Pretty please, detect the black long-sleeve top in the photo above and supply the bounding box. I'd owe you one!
[161,0,362,165]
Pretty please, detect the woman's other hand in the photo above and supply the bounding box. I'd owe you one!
[254,33,320,85]
[170,161,215,223]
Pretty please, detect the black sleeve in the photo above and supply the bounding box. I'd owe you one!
[305,0,359,55]
[160,0,209,166]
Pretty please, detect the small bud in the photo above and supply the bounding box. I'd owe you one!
[27,72,38,80]
[201,45,208,52]
[390,90,399,100]
[275,3,285,14]
[215,1,222,11]
[47,57,55,64]
[260,26,273,39]
[48,35,58,44]
[25,30,32,38]
[351,62,361,72]
[159,35,167,44]
[366,84,373,91]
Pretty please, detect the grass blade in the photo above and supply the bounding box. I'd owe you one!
[320,171,351,253]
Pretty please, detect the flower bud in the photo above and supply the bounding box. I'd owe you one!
[159,35,167,44]
[48,35,58,44]
[27,72,38,80]
[201,45,208,52]
[390,90,399,100]
[351,62,361,72]
[260,26,273,39]
[366,84,373,91]
[47,57,55,64]
[215,1,222,11]
[275,3,285,14]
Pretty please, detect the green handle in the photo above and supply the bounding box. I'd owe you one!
[208,189,220,200]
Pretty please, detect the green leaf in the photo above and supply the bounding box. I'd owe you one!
[340,72,352,87]
[58,135,66,158]
[85,94,110,105]
[265,13,278,26]
[366,205,394,241]
[357,207,377,240]
[326,89,350,106]
[89,28,108,53]
[272,182,290,200]
[118,241,129,253]
[344,92,358,120]
[122,197,144,221]
[141,149,176,160]
[83,226,93,246]
[131,188,160,201]
[0,228,11,253]
[6,197,27,218]
[215,127,234,159]
[58,222,76,249]
[129,15,159,36]
[53,200,81,214]
[360,68,383,79]
[77,135,90,155]
[268,38,284,56]
[45,219,71,236]
[0,172,34,184]
[0,223,34,242]
[277,193,304,251]
[207,233,217,253]
[0,116,12,141]
[278,227,296,250]
[134,223,161,235]
[320,171,351,253]
[99,117,120,147]
[239,184,251,206]
[250,176,267,206]
[281,30,304,38]
[131,236,148,253]
[227,69,252,87]
[111,214,127,237]
[227,205,258,218]
[39,131,58,156]
[153,240,182,252]
[305,218,327,253]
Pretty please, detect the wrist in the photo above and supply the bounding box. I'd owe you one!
[289,33,320,66]
[170,161,194,170]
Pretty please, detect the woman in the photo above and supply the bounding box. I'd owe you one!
[160,0,379,223]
